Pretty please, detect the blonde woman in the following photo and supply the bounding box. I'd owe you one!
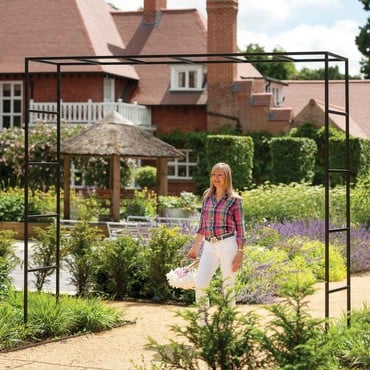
[187,162,246,309]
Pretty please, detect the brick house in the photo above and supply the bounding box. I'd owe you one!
[0,0,369,193]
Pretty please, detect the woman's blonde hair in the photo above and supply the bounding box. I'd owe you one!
[203,162,239,199]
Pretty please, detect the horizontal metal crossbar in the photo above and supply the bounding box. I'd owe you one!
[29,109,58,115]
[27,213,58,219]
[328,227,349,233]
[329,286,348,294]
[328,109,348,116]
[328,168,349,173]
[28,161,59,166]
[28,265,57,273]
[25,51,348,67]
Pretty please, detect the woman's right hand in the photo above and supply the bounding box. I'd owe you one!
[187,246,199,259]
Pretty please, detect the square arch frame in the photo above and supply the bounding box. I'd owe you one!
[23,51,351,326]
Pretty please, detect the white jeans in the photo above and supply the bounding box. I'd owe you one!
[195,236,237,307]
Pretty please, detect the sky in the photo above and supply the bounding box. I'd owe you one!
[108,0,368,77]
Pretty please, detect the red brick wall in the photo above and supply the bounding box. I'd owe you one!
[152,106,207,134]
[29,74,103,102]
[168,181,196,195]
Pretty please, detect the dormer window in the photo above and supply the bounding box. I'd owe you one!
[265,79,287,107]
[170,65,205,91]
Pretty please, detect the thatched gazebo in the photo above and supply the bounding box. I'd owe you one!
[61,111,184,222]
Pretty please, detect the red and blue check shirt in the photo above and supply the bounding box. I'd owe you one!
[197,192,246,246]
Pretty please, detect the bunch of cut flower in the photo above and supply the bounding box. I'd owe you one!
[166,258,199,290]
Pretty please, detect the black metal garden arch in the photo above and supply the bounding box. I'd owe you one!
[23,51,351,326]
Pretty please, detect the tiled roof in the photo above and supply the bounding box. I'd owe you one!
[112,9,206,106]
[112,9,261,105]
[0,0,137,79]
[283,80,370,139]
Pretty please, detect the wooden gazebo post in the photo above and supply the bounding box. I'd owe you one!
[157,158,168,196]
[111,154,121,222]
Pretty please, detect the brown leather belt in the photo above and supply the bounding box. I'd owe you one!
[205,232,235,244]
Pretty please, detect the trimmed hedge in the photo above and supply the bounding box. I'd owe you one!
[270,137,317,184]
[204,135,254,191]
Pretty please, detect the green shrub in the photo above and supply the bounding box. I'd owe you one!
[262,277,329,369]
[0,230,18,299]
[92,235,146,299]
[134,166,157,189]
[31,223,69,291]
[146,285,268,370]
[158,191,200,214]
[352,169,370,227]
[0,187,56,222]
[242,183,324,223]
[143,278,344,370]
[278,237,346,282]
[63,221,103,297]
[0,190,24,221]
[299,239,346,281]
[241,182,353,224]
[141,225,192,300]
[325,305,370,369]
[122,188,157,219]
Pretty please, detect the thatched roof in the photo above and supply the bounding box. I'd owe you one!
[60,111,184,159]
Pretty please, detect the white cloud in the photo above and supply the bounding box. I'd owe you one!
[238,19,363,76]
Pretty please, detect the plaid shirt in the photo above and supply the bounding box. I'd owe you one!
[197,192,246,246]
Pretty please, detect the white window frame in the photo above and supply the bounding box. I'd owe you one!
[0,81,23,129]
[168,149,198,180]
[103,77,115,102]
[170,64,205,91]
[70,161,86,189]
[266,85,284,107]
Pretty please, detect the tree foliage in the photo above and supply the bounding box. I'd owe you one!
[244,43,297,80]
[355,0,370,78]
[244,43,361,80]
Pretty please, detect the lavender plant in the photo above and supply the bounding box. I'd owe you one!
[265,219,370,273]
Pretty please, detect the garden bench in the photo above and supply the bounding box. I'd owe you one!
[106,221,153,241]
[154,216,199,233]
[60,219,80,239]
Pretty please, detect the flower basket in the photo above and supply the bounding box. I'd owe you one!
[166,259,199,290]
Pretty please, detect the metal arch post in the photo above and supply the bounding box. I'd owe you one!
[324,53,330,325]
[324,53,351,328]
[55,64,61,303]
[23,61,63,322]
[23,58,30,323]
[344,59,351,328]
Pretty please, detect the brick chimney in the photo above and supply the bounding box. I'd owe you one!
[143,0,167,24]
[206,0,239,131]
[207,0,238,82]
